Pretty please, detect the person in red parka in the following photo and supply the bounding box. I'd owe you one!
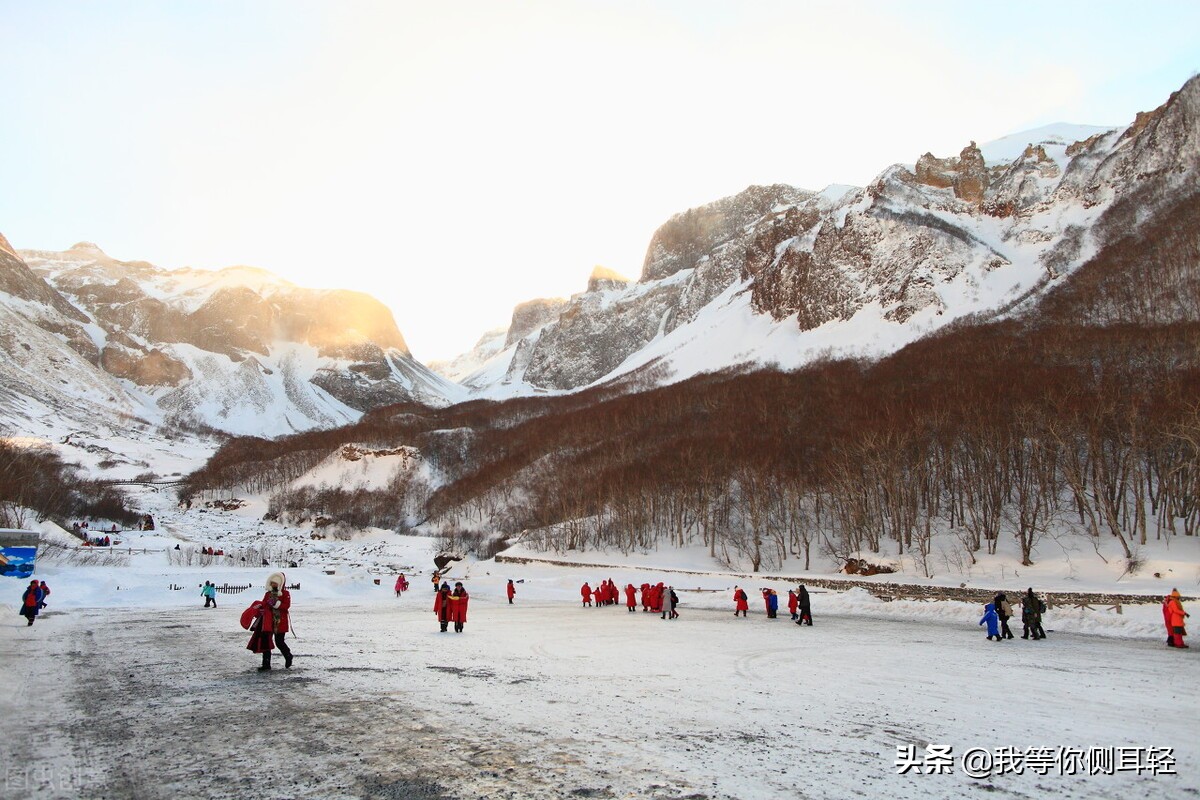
[581,582,593,607]
[640,583,650,612]
[449,582,470,633]
[507,579,515,604]
[787,589,799,621]
[625,583,637,612]
[733,586,749,617]
[435,582,452,632]
[248,571,292,671]
[1166,589,1189,648]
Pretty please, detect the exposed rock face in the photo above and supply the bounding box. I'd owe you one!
[914,141,989,205]
[100,344,192,387]
[462,75,1200,395]
[506,298,569,347]
[587,266,630,294]
[641,185,813,282]
[3,242,461,437]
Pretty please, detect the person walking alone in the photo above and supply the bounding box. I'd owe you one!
[20,580,43,626]
[1166,589,1189,649]
[248,572,293,670]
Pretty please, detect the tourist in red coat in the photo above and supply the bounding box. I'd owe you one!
[640,583,650,612]
[625,583,637,613]
[733,586,749,617]
[506,579,515,604]
[1166,589,1189,648]
[435,582,452,632]
[450,582,470,633]
[248,571,293,670]
[787,590,799,621]
[581,582,593,607]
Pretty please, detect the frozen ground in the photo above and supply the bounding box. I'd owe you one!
[2,587,1196,800]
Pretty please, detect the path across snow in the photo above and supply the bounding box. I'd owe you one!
[2,594,1195,799]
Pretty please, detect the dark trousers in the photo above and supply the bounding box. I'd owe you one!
[999,618,1014,639]
[262,633,292,667]
[204,596,216,607]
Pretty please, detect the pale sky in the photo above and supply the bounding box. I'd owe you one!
[2,1,1198,362]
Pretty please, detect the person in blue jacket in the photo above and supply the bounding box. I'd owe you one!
[767,589,779,619]
[979,602,1001,641]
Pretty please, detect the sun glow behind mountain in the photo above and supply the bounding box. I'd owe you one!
[1,1,1197,362]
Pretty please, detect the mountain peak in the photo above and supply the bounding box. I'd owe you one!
[68,242,109,257]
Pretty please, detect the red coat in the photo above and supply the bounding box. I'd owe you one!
[788,592,799,614]
[734,589,749,612]
[259,590,291,633]
[581,584,592,601]
[625,584,637,607]
[435,588,452,620]
[450,589,469,623]
[1167,596,1187,629]
[507,582,515,600]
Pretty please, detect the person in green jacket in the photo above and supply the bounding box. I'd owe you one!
[202,581,217,608]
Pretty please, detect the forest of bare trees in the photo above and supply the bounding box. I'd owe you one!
[179,192,1200,575]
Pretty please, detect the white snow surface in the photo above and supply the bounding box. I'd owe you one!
[1,453,1196,799]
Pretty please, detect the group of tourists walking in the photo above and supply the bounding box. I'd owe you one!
[980,589,1046,641]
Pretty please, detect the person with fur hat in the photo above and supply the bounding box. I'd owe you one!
[1166,589,1189,649]
[248,571,293,670]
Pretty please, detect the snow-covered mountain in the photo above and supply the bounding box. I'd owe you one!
[0,241,464,439]
[456,80,1199,398]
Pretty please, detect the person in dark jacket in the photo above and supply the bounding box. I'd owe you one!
[993,592,1014,639]
[37,581,50,610]
[1022,588,1046,640]
[795,585,813,626]
[20,580,43,626]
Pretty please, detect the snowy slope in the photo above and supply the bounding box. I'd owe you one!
[455,78,1198,400]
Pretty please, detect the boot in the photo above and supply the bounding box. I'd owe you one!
[284,652,293,668]
[258,653,272,671]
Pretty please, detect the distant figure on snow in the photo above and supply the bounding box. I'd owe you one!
[1021,588,1046,640]
[435,582,453,632]
[733,586,749,617]
[506,579,515,604]
[202,581,217,607]
[20,580,43,626]
[395,574,409,597]
[37,581,50,610]
[993,592,1014,639]
[787,590,799,621]
[450,582,470,633]
[662,587,679,620]
[980,602,1001,641]
[795,585,812,626]
[1165,589,1189,649]
[581,582,593,607]
[625,583,637,612]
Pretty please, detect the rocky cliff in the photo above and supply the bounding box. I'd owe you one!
[1,243,462,437]
[459,76,1200,395]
